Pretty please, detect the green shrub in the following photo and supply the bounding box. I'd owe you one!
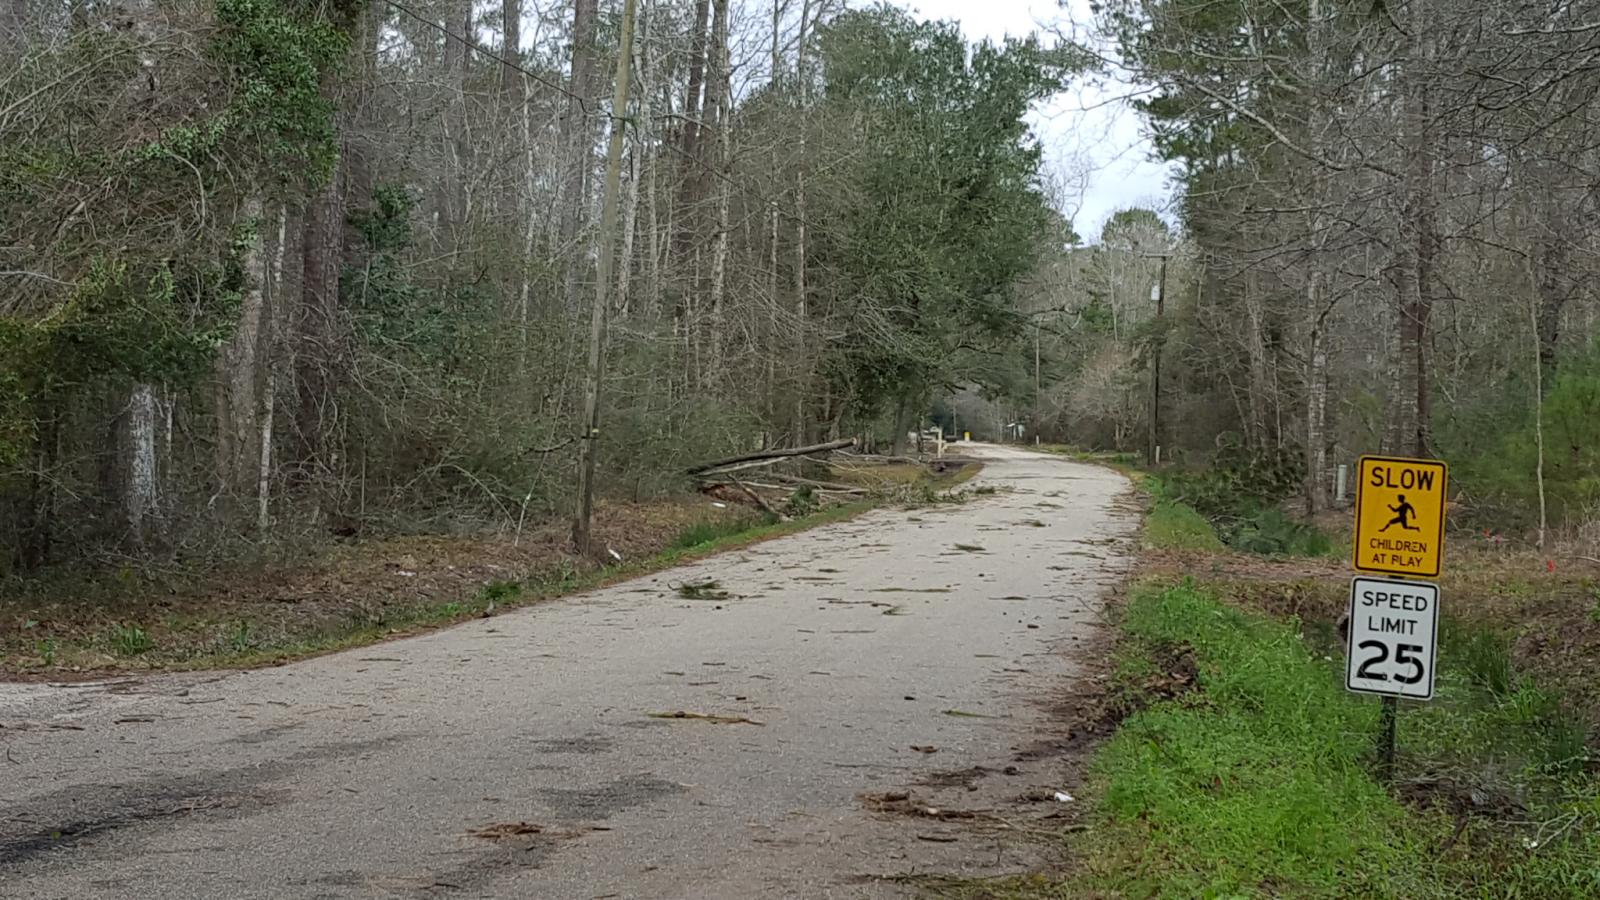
[1445,621,1515,697]
[110,624,153,656]
[1149,469,1334,557]
[1228,507,1335,557]
[1448,341,1600,528]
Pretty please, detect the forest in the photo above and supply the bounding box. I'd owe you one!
[1058,0,1600,541]
[0,0,1083,572]
[4,0,1599,578]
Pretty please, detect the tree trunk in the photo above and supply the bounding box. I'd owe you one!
[791,0,812,446]
[706,10,732,386]
[1303,0,1331,512]
[126,383,160,548]
[1244,277,1270,450]
[439,0,473,253]
[217,200,273,495]
[669,0,713,335]
[617,2,651,319]
[618,144,643,320]
[501,0,523,96]
[1305,278,1329,514]
[1533,233,1572,392]
[504,0,536,366]
[1396,0,1436,459]
[557,0,601,310]
[295,162,343,475]
[19,404,60,570]
[891,396,910,457]
[674,0,712,243]
[256,207,289,532]
[573,0,640,555]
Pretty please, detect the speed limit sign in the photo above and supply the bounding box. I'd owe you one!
[1346,576,1439,700]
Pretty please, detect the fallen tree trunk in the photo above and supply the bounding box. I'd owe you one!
[765,473,862,492]
[737,480,866,495]
[687,438,856,475]
[832,452,921,466]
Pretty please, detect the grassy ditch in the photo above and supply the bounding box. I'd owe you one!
[925,580,1599,900]
[929,449,1599,898]
[1068,581,1600,899]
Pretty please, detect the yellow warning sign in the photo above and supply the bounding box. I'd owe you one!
[1353,455,1447,578]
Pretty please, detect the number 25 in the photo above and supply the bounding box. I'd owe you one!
[1356,641,1425,685]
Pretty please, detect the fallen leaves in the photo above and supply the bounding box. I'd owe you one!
[910,745,939,754]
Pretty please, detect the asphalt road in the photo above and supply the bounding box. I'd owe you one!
[0,444,1135,899]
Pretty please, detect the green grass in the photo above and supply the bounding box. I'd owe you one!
[670,514,775,550]
[1143,500,1225,551]
[109,623,154,656]
[1085,583,1403,897]
[1066,582,1600,899]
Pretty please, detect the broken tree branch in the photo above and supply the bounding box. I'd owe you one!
[727,472,785,520]
[686,438,857,475]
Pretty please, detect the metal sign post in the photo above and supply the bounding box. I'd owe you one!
[1347,455,1448,780]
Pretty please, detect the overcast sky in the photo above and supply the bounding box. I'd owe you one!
[891,0,1175,243]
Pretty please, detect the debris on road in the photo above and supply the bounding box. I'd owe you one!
[675,580,731,601]
[469,821,544,839]
[647,711,765,726]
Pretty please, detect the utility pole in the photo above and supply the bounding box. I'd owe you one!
[573,0,640,555]
[1146,252,1171,466]
[1033,320,1042,445]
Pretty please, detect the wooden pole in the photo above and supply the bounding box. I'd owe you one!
[574,0,640,555]
[1147,253,1169,466]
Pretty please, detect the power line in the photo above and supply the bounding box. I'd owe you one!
[381,0,595,114]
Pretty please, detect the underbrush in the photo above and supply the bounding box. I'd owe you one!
[1149,469,1336,558]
